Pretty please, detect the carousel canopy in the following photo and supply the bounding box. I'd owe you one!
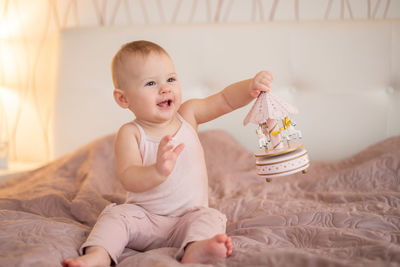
[243,92,298,126]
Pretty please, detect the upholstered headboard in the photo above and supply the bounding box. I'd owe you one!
[54,20,400,161]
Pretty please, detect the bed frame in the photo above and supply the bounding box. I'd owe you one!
[54,20,400,161]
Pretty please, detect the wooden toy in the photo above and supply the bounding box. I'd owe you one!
[244,91,310,182]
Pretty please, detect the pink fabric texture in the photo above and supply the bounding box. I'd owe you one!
[0,130,399,266]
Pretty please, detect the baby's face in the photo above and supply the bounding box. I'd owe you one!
[121,52,182,123]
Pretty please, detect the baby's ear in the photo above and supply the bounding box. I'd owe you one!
[113,89,129,109]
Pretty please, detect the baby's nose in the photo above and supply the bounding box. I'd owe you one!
[159,84,171,94]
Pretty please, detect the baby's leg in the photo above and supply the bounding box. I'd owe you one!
[61,246,110,267]
[170,207,232,264]
[181,234,233,264]
[62,203,146,266]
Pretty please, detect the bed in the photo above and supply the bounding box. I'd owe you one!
[1,20,400,266]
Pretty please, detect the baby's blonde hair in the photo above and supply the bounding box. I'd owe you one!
[111,40,169,89]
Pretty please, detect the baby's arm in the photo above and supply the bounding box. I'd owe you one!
[179,71,273,128]
[222,71,273,111]
[114,123,184,193]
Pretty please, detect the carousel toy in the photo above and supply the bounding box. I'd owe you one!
[244,91,310,182]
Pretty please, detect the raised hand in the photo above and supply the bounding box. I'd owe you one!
[249,70,274,98]
[156,135,185,178]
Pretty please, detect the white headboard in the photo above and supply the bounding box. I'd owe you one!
[54,20,400,161]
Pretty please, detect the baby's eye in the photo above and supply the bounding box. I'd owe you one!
[167,77,176,83]
[145,81,156,86]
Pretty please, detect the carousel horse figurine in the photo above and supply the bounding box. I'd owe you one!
[256,125,270,149]
[281,117,302,141]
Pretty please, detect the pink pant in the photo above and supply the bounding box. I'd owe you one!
[80,203,227,264]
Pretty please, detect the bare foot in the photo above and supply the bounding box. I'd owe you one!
[61,257,88,267]
[181,234,233,264]
[61,246,111,267]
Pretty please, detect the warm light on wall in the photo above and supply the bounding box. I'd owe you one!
[0,27,21,167]
[0,42,17,87]
[0,15,21,39]
[0,86,19,169]
[0,87,19,109]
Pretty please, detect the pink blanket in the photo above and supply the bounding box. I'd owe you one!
[1,130,399,266]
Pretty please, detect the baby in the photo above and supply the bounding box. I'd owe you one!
[62,40,272,266]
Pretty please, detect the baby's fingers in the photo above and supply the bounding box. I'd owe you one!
[156,141,184,177]
[251,71,274,97]
[256,82,271,93]
[160,135,172,146]
[258,70,274,81]
[173,143,185,156]
[159,135,173,152]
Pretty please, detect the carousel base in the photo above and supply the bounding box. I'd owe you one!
[255,142,310,182]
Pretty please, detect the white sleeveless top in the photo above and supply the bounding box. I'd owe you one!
[125,114,209,217]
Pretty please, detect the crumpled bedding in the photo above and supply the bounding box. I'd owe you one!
[0,130,399,267]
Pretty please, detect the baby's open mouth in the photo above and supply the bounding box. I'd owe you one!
[157,99,172,108]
